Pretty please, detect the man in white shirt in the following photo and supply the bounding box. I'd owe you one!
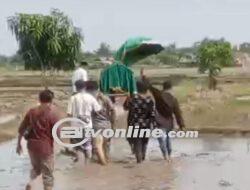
[72,63,88,93]
[67,80,101,163]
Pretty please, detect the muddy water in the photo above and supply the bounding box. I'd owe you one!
[1,135,250,190]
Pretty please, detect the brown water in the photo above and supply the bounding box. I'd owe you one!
[1,134,250,190]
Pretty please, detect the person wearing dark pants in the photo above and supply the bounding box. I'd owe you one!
[141,70,185,162]
[133,132,149,162]
[124,81,157,163]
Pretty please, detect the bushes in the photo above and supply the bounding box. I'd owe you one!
[136,51,197,67]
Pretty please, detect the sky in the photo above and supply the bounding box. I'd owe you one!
[0,0,250,56]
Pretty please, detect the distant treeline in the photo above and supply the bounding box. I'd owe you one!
[1,41,250,69]
[137,41,250,67]
[0,54,24,67]
[4,9,250,71]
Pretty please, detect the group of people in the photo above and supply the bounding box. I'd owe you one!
[124,76,185,163]
[67,79,116,165]
[16,64,185,190]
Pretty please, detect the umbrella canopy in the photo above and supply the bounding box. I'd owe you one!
[114,37,164,66]
[100,61,137,94]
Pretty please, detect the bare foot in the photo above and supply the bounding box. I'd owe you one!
[167,156,172,163]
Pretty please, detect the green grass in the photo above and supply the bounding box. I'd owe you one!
[230,98,250,107]
[226,83,250,96]
[173,80,197,103]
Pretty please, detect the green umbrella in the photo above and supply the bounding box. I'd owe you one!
[114,36,164,66]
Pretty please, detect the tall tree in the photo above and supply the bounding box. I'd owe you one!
[197,39,233,90]
[7,9,83,71]
[96,42,112,57]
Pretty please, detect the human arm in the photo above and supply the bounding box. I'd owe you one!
[16,134,23,155]
[97,93,117,129]
[67,96,74,117]
[92,95,102,112]
[140,70,163,102]
[16,111,30,155]
[148,99,157,129]
[123,96,131,111]
[105,95,116,129]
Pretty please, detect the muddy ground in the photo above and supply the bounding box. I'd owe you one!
[1,134,250,190]
[0,70,250,190]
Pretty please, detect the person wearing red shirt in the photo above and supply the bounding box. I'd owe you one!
[16,90,60,190]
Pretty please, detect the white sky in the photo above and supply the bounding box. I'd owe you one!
[0,0,250,55]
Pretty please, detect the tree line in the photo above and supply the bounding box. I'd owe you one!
[4,9,249,89]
